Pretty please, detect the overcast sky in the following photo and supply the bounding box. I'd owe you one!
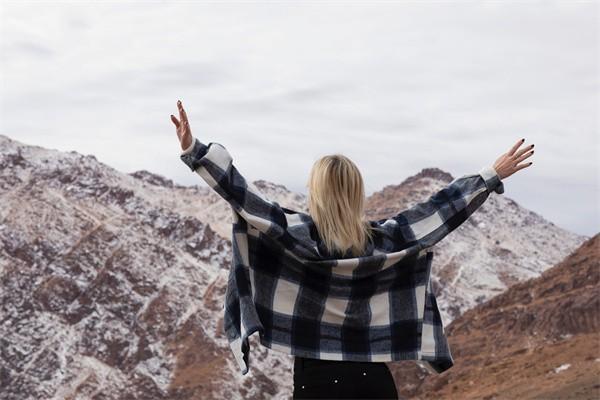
[1,1,598,237]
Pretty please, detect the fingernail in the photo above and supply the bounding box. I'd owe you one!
[521,138,525,142]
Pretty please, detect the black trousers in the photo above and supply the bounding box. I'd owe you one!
[293,356,400,399]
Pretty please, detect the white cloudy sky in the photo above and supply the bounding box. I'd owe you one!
[1,1,598,236]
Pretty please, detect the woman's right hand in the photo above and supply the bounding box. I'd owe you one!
[492,138,535,180]
[170,99,194,151]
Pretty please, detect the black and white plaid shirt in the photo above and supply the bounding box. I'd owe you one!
[180,137,504,376]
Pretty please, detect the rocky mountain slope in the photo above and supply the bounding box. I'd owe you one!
[0,134,590,399]
[392,233,599,400]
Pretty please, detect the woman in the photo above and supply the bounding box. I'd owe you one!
[171,100,534,399]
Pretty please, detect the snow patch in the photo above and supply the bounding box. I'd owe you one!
[553,363,571,373]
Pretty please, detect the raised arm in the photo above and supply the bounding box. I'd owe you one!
[171,100,289,239]
[378,138,534,251]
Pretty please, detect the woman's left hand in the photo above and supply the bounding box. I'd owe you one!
[493,138,534,180]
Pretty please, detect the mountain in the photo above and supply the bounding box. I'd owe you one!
[394,233,599,400]
[0,134,590,399]
[0,135,236,399]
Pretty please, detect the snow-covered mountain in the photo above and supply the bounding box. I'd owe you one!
[0,134,589,399]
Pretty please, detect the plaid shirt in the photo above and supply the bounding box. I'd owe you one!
[180,137,504,376]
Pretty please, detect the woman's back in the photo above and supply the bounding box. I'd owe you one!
[178,132,502,378]
[173,101,533,399]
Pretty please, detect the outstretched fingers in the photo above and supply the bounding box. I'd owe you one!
[170,113,182,143]
[170,114,180,128]
[511,141,535,174]
[514,160,533,172]
[515,148,534,163]
[494,138,535,180]
[178,100,189,126]
[507,138,526,157]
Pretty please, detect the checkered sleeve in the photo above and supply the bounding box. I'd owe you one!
[180,136,288,238]
[385,166,504,250]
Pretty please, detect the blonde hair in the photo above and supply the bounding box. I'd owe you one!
[306,153,377,257]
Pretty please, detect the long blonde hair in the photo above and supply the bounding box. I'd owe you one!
[306,153,376,257]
